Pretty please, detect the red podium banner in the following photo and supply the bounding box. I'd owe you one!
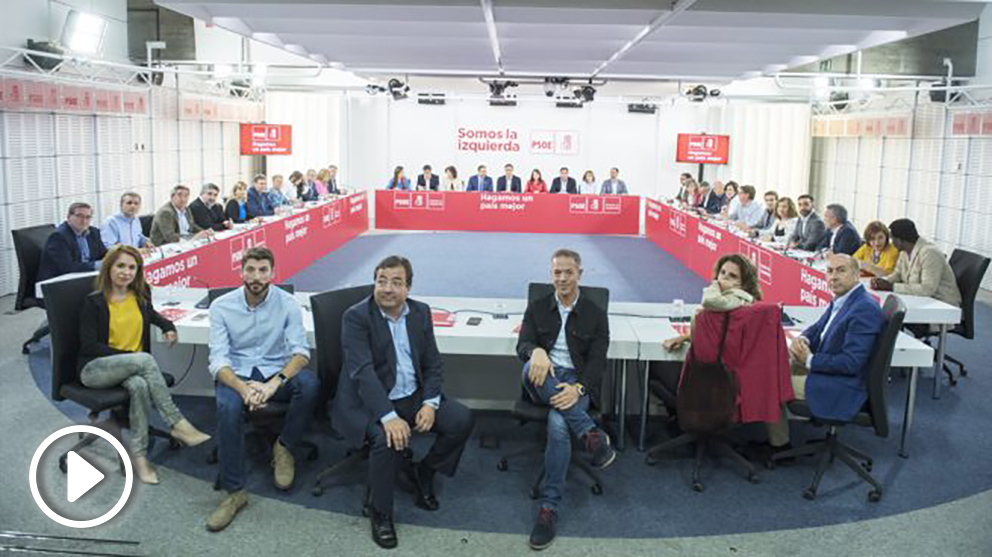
[145,193,368,288]
[645,200,830,306]
[376,190,640,235]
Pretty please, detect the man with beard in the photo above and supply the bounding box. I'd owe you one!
[787,194,827,251]
[206,247,319,531]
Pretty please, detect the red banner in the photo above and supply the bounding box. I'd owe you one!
[376,190,640,235]
[676,133,730,164]
[240,123,292,155]
[145,193,368,288]
[645,200,831,307]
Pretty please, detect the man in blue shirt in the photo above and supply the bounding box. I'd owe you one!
[466,165,494,192]
[38,202,108,282]
[728,185,766,230]
[101,192,154,250]
[766,253,885,449]
[334,255,474,550]
[247,174,275,217]
[206,246,319,532]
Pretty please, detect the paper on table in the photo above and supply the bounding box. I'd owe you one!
[159,308,191,322]
[432,310,456,327]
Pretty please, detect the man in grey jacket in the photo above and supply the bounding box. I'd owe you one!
[150,185,212,246]
[787,194,826,251]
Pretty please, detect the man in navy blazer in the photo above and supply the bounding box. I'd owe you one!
[696,181,723,214]
[496,163,522,192]
[465,165,494,192]
[816,203,861,255]
[38,202,108,282]
[416,165,440,191]
[767,254,885,448]
[333,256,474,549]
[550,167,577,194]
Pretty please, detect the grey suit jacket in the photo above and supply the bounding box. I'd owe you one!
[789,211,826,251]
[150,202,203,246]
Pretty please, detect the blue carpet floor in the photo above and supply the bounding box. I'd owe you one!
[26,232,992,538]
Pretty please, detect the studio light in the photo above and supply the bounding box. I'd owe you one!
[61,10,108,55]
[488,80,518,99]
[388,78,409,100]
[575,85,596,103]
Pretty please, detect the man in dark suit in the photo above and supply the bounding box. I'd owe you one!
[465,165,493,192]
[416,164,439,191]
[788,194,827,251]
[189,183,231,232]
[334,256,474,550]
[497,163,522,192]
[38,202,108,283]
[816,203,861,255]
[517,249,614,550]
[549,167,577,194]
[767,253,885,448]
[696,181,722,214]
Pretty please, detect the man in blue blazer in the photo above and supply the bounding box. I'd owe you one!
[38,202,108,282]
[496,163,522,192]
[333,256,474,549]
[767,253,885,448]
[550,167,577,194]
[465,165,494,191]
[247,174,275,217]
[815,203,861,255]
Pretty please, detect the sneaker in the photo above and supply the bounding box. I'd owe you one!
[206,490,248,532]
[272,439,295,490]
[583,428,617,469]
[528,508,558,551]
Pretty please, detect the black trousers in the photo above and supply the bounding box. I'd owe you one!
[366,394,474,515]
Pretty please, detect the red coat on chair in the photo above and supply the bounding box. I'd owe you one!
[685,305,794,423]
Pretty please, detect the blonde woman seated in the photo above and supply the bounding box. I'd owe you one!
[78,245,210,484]
[662,254,764,351]
[761,197,799,244]
[853,220,899,277]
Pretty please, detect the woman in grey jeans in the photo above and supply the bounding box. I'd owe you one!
[78,245,210,484]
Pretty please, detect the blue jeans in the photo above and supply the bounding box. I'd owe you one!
[215,367,319,492]
[522,363,595,511]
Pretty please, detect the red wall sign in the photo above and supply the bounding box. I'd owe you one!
[240,123,292,155]
[676,133,730,164]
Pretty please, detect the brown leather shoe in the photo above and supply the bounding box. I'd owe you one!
[272,439,295,490]
[206,490,248,532]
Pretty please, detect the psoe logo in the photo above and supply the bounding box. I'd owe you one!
[668,212,686,237]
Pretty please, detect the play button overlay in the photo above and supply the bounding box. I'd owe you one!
[29,425,133,528]
[66,451,105,503]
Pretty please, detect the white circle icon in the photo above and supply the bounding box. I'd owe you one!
[29,425,134,528]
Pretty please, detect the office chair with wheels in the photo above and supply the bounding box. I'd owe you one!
[496,283,610,498]
[12,224,56,353]
[43,276,178,473]
[139,215,153,239]
[772,296,906,502]
[308,284,376,497]
[643,308,767,492]
[918,249,989,386]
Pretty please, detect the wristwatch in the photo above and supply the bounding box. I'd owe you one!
[575,383,586,396]
[277,372,289,386]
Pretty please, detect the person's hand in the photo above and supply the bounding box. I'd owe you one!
[383,417,411,451]
[662,336,687,352]
[239,381,264,407]
[163,330,177,347]
[145,240,156,249]
[414,405,436,433]
[224,220,233,229]
[550,383,580,410]
[789,336,810,363]
[528,349,553,387]
[871,278,894,291]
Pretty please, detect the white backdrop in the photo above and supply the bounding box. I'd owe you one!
[330,95,811,203]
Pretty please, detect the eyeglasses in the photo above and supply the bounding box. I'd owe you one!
[71,213,93,220]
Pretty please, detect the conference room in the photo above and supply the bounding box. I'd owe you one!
[2,0,992,555]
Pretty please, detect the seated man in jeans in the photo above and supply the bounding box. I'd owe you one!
[516,248,614,551]
[206,246,319,531]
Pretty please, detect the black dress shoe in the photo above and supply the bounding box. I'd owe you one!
[410,462,439,511]
[370,510,398,550]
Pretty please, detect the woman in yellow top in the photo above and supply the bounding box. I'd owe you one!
[78,245,210,484]
[853,220,899,277]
